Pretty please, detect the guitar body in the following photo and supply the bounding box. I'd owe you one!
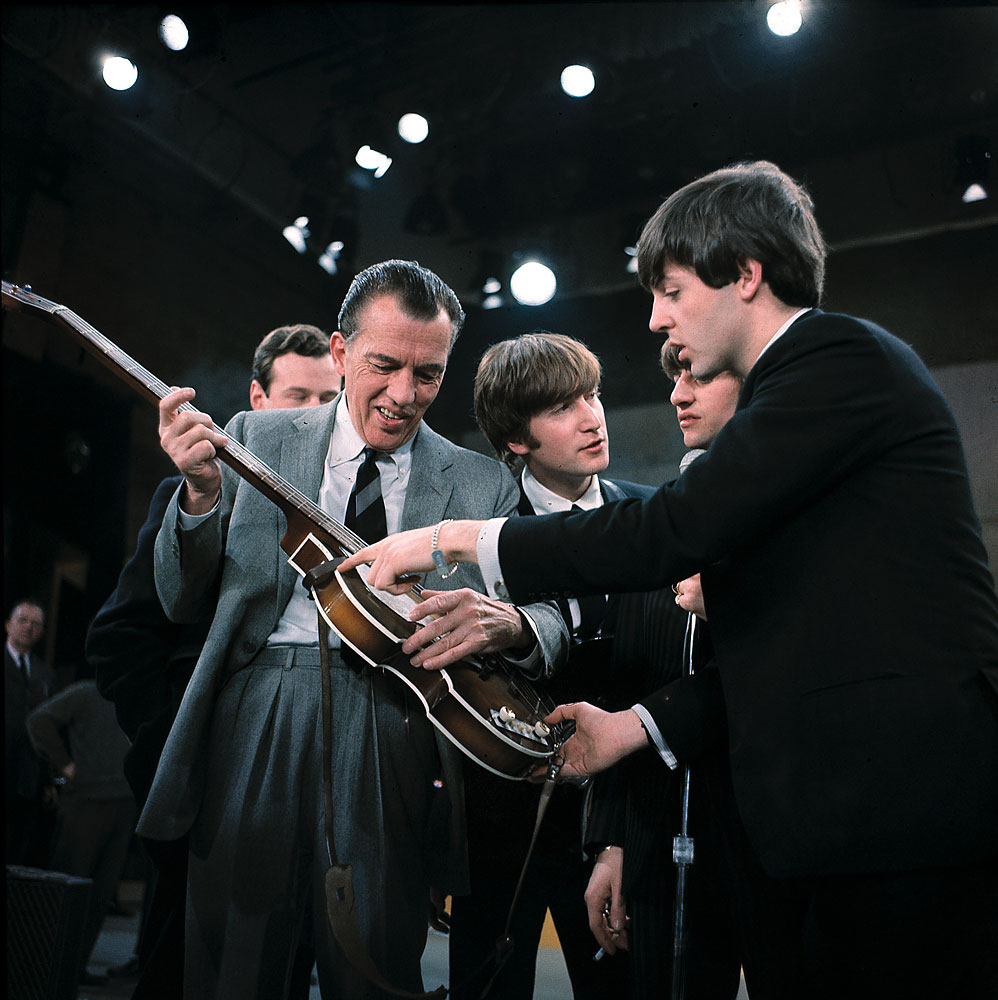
[281,512,558,779]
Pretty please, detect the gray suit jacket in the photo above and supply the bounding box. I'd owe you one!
[140,398,568,879]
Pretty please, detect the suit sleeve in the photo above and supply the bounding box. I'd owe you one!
[26,685,80,772]
[584,765,628,850]
[494,464,571,674]
[153,413,249,623]
[89,477,185,740]
[496,315,911,604]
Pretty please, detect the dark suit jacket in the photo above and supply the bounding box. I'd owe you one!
[496,310,998,878]
[5,646,55,799]
[463,476,654,882]
[87,475,210,808]
[585,586,713,894]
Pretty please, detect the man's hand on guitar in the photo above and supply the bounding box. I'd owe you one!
[339,519,486,593]
[535,703,648,780]
[159,387,228,515]
[403,588,535,670]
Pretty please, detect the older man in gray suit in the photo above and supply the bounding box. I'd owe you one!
[144,260,569,999]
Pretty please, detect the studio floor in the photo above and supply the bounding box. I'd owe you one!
[78,880,749,999]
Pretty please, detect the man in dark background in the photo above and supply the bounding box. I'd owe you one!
[5,599,56,867]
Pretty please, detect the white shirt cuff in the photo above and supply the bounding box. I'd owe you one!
[476,517,509,600]
[631,703,678,769]
[177,498,219,529]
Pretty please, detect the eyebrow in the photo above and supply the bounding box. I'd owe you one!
[367,350,446,375]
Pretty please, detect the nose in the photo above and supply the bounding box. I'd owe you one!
[578,397,602,430]
[386,368,417,406]
[649,292,674,333]
[670,373,694,407]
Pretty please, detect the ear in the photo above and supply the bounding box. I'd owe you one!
[329,332,348,377]
[507,439,531,457]
[736,258,765,301]
[249,380,268,410]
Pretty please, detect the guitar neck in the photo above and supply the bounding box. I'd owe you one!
[2,281,359,553]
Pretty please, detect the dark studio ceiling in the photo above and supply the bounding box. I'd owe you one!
[3,2,997,307]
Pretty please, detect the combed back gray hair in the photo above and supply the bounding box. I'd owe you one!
[337,259,465,350]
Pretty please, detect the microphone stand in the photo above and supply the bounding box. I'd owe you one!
[670,612,697,1000]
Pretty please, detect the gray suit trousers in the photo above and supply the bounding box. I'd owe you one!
[186,645,443,999]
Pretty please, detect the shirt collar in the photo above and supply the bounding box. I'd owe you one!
[520,466,603,513]
[754,307,812,365]
[327,394,414,476]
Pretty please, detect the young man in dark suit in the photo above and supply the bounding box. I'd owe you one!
[345,163,998,1000]
[585,344,743,998]
[447,331,638,998]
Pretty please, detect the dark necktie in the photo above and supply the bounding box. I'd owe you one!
[340,450,388,673]
[571,503,608,639]
[345,448,388,545]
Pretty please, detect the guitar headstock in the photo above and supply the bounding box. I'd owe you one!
[1,280,62,315]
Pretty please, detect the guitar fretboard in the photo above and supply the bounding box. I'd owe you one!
[3,280,362,555]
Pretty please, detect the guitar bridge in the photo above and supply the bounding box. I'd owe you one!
[490,706,551,745]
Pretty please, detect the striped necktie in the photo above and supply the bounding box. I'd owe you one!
[345,448,388,545]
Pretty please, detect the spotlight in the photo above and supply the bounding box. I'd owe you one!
[561,65,595,98]
[318,241,345,275]
[957,134,990,204]
[102,55,138,91]
[282,216,310,254]
[766,1,802,37]
[158,14,189,51]
[398,113,429,144]
[510,261,557,306]
[354,145,393,178]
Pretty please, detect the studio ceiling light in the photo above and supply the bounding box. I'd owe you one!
[398,113,429,144]
[158,14,189,51]
[510,261,557,306]
[102,56,138,91]
[766,1,803,37]
[561,64,595,98]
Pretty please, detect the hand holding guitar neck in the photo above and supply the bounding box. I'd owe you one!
[158,387,228,514]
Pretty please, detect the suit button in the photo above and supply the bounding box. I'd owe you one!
[242,640,256,654]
